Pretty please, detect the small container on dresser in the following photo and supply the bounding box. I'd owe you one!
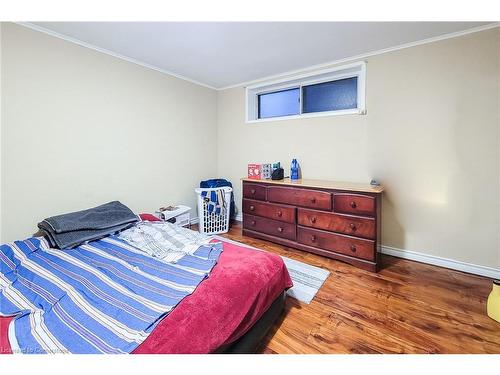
[241,178,384,272]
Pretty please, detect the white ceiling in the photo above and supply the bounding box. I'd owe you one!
[29,22,493,89]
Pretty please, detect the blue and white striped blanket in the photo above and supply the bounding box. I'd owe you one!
[0,235,222,354]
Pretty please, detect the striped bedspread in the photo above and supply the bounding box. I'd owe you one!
[0,235,222,354]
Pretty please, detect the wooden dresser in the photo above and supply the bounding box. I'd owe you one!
[241,178,384,272]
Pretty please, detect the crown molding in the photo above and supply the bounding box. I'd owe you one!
[15,22,218,91]
[14,21,500,91]
[218,22,500,90]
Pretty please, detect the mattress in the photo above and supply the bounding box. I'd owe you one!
[0,238,292,354]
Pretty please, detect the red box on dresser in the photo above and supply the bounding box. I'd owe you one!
[241,178,384,272]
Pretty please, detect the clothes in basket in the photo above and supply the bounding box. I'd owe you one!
[199,179,235,220]
[200,189,227,215]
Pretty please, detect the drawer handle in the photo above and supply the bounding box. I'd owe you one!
[311,235,316,242]
[350,245,357,252]
[277,210,283,217]
[249,205,255,211]
[277,227,284,233]
[350,201,357,209]
[250,189,256,194]
[349,223,357,231]
[311,197,317,204]
[251,220,256,226]
[310,217,317,224]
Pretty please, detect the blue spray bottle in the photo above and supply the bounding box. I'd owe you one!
[290,159,300,180]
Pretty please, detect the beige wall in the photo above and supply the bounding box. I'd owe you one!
[1,23,499,270]
[217,28,500,268]
[1,23,218,241]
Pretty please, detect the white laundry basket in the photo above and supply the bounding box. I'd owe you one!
[195,187,233,235]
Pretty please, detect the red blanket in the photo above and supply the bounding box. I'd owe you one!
[0,239,292,354]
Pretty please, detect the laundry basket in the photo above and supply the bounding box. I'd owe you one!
[195,187,233,235]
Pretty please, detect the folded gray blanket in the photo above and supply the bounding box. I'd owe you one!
[38,201,139,249]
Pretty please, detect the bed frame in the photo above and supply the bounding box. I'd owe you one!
[217,291,286,353]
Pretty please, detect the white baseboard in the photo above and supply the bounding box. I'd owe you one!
[190,217,199,225]
[232,213,499,279]
[381,245,500,279]
[231,213,500,279]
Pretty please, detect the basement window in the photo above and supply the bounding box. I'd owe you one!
[246,61,366,123]
[258,88,300,119]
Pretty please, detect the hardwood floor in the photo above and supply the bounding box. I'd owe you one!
[221,222,500,354]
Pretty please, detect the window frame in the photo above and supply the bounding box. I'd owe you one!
[245,61,366,123]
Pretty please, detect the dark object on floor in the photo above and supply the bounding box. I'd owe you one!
[271,167,284,180]
[216,291,286,353]
[200,178,236,220]
[37,201,138,249]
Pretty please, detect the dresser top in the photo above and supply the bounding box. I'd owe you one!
[241,177,384,193]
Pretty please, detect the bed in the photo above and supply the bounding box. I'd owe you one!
[0,224,292,354]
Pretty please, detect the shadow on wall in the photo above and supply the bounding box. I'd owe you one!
[381,192,405,250]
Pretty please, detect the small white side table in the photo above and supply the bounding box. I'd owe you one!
[155,205,191,228]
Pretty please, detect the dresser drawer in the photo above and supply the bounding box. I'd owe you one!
[267,186,332,210]
[242,183,267,201]
[297,226,375,261]
[243,199,296,223]
[297,208,376,239]
[333,193,376,216]
[243,214,296,241]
